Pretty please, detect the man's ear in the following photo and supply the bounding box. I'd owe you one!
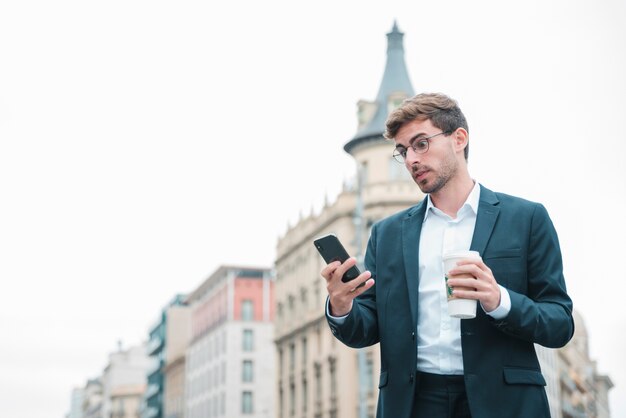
[453,128,469,154]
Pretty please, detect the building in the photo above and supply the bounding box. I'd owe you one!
[82,377,104,418]
[102,343,151,418]
[163,302,192,418]
[185,265,274,418]
[274,22,419,418]
[558,310,613,418]
[536,344,562,418]
[143,294,188,418]
[68,387,86,418]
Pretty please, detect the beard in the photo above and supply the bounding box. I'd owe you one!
[411,153,458,194]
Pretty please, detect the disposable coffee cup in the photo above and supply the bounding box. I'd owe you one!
[442,250,481,319]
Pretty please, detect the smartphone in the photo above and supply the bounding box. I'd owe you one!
[313,233,361,282]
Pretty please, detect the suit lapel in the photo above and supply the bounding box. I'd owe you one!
[470,185,500,256]
[403,199,427,330]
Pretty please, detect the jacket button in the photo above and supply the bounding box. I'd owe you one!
[411,332,415,340]
[409,373,414,383]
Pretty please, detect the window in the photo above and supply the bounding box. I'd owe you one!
[365,352,374,395]
[329,358,337,395]
[302,337,307,365]
[243,329,254,351]
[241,300,254,321]
[289,343,295,370]
[289,383,295,416]
[242,360,253,382]
[314,363,322,408]
[300,287,308,310]
[242,391,253,414]
[302,378,308,413]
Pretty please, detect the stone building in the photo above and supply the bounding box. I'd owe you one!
[102,343,151,418]
[274,22,420,418]
[558,310,613,418]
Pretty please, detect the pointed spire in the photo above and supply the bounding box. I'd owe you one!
[344,21,415,154]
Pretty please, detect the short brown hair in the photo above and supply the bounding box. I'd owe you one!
[384,93,470,160]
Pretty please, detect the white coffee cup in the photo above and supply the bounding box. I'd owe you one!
[442,250,481,319]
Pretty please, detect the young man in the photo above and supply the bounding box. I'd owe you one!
[322,93,574,418]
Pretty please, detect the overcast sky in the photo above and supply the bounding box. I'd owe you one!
[1,1,625,417]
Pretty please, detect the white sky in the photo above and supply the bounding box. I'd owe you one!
[1,1,625,417]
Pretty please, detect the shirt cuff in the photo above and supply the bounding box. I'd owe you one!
[326,297,349,324]
[483,285,511,320]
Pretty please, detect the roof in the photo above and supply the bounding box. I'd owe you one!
[344,21,415,154]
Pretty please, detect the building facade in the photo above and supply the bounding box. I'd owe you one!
[102,343,151,418]
[68,387,86,418]
[185,265,275,418]
[558,310,613,418]
[143,294,188,418]
[82,378,104,418]
[274,22,419,418]
[163,304,192,418]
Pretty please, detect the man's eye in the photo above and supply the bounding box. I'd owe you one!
[415,140,429,151]
[396,148,407,157]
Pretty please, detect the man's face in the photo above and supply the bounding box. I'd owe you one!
[394,118,459,195]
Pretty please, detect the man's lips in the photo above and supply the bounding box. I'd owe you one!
[413,169,429,180]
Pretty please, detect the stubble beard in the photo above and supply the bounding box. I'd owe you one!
[413,154,458,195]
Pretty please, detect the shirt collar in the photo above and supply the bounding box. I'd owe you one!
[423,181,481,221]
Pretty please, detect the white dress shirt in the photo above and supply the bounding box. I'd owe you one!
[327,182,511,375]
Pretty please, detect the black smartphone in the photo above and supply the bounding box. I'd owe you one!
[313,233,361,282]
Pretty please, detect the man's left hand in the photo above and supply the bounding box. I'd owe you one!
[446,258,501,312]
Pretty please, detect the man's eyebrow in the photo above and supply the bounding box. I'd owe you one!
[408,132,427,144]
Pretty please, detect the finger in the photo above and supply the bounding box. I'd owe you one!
[447,277,483,290]
[449,264,486,281]
[321,261,341,281]
[455,258,487,271]
[332,257,358,281]
[350,278,375,297]
[449,288,481,300]
[347,271,372,292]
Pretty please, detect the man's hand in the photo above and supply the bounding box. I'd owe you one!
[446,258,501,312]
[321,257,374,317]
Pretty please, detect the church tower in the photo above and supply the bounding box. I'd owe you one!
[274,23,421,418]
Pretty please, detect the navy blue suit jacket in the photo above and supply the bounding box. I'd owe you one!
[327,185,574,418]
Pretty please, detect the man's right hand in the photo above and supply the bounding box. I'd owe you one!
[321,257,374,317]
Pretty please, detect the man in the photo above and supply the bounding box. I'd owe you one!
[322,93,574,418]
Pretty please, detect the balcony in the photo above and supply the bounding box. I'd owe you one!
[144,383,160,401]
[143,406,159,418]
[146,358,162,378]
[562,399,586,418]
[147,336,164,356]
[560,372,577,393]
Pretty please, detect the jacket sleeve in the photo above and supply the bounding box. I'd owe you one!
[326,223,380,348]
[492,203,575,348]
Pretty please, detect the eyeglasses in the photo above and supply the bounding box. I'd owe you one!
[392,131,452,163]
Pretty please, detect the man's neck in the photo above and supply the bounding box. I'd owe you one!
[429,174,475,219]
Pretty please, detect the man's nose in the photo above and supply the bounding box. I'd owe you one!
[405,147,421,166]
